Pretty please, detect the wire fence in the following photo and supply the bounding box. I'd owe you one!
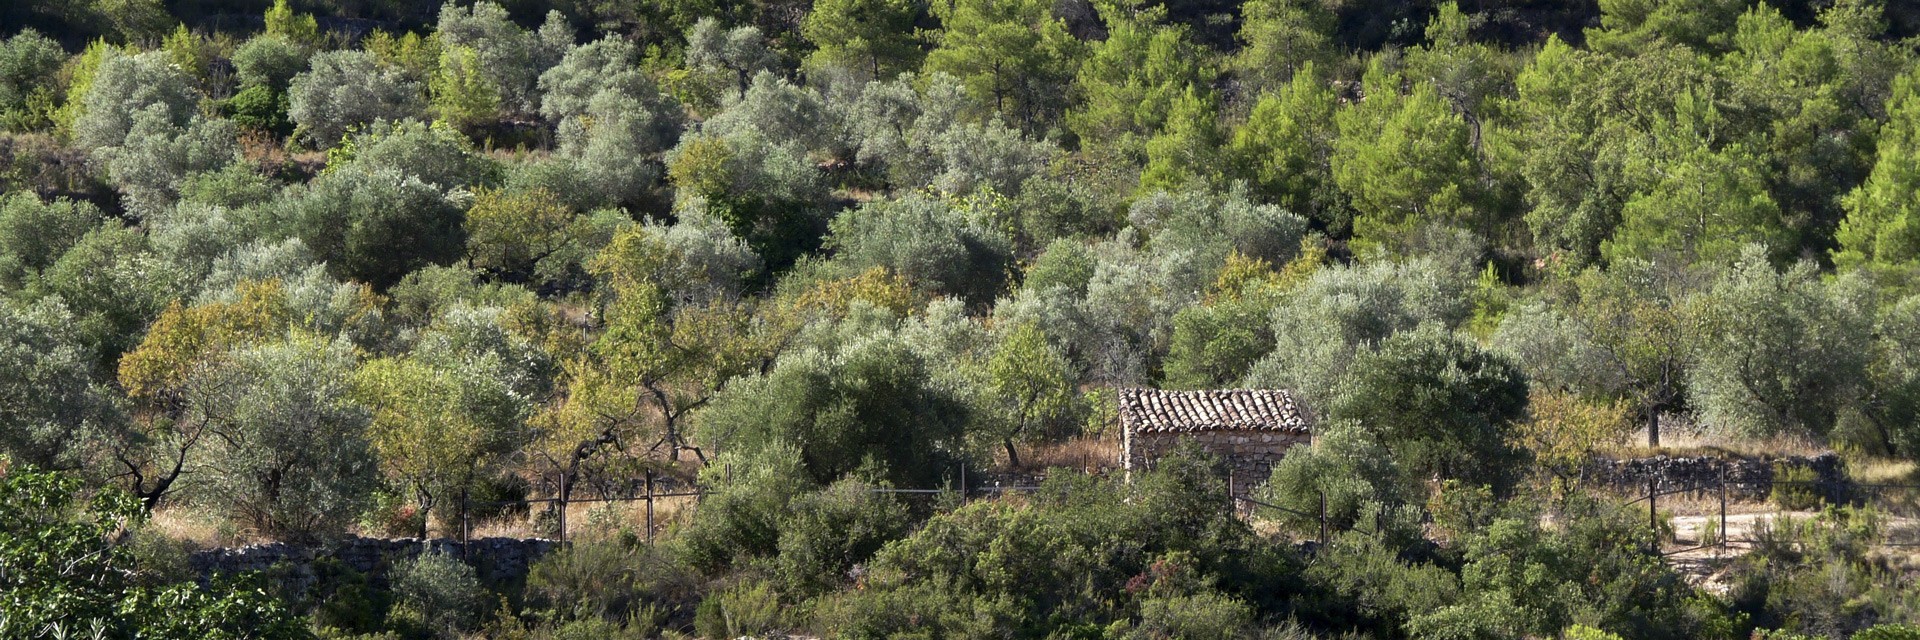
[451,460,1920,564]
[452,463,1056,548]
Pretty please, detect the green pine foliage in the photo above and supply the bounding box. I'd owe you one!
[3,1,1920,637]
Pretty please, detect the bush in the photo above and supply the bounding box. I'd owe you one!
[1770,463,1825,511]
[774,479,913,598]
[389,551,488,637]
[693,579,785,639]
[1857,625,1920,640]
[1123,591,1257,639]
[524,537,699,624]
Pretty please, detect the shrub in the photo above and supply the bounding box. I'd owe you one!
[232,34,307,90]
[1124,591,1257,640]
[693,579,785,639]
[389,551,488,637]
[1857,625,1920,640]
[1770,463,1825,511]
[524,537,699,624]
[774,479,913,598]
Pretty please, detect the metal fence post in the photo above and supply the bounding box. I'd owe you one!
[1719,465,1728,553]
[1318,490,1328,545]
[1648,475,1657,542]
[558,472,568,544]
[645,471,656,546]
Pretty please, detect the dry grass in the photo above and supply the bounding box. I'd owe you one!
[1602,425,1829,460]
[1850,458,1920,485]
[472,494,703,541]
[149,506,260,550]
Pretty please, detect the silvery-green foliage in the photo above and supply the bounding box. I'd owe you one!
[0,297,119,471]
[1878,295,1920,388]
[288,50,424,147]
[825,192,1014,305]
[995,280,1098,361]
[73,51,200,152]
[536,36,659,122]
[198,238,320,297]
[646,200,761,303]
[1130,185,1309,271]
[391,551,488,635]
[343,119,495,192]
[177,162,279,209]
[98,106,239,216]
[901,297,990,368]
[1687,246,1873,437]
[841,72,1053,197]
[276,166,465,287]
[195,242,394,349]
[668,127,829,208]
[189,334,376,541]
[1243,257,1473,407]
[148,201,246,282]
[0,28,65,114]
[1489,299,1623,396]
[0,193,102,292]
[843,73,930,175]
[550,87,683,209]
[413,303,550,400]
[702,72,837,155]
[1081,236,1178,385]
[991,230,1197,386]
[436,2,570,114]
[41,222,191,358]
[686,18,777,98]
[231,34,306,90]
[1871,296,1920,453]
[926,118,1054,197]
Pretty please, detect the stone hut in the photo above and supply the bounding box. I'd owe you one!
[1119,388,1313,494]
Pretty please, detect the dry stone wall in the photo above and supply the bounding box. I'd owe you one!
[1580,452,1847,501]
[1125,430,1311,495]
[189,536,556,596]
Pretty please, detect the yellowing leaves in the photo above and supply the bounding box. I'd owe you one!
[118,280,292,400]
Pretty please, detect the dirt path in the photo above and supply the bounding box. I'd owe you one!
[1661,509,1920,592]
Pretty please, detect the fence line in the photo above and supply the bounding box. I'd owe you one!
[451,464,1920,561]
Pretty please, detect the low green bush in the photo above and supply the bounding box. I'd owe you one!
[1770,463,1825,511]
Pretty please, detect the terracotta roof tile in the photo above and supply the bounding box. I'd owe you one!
[1118,388,1311,434]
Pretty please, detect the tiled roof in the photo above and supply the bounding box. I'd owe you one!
[1118,388,1310,434]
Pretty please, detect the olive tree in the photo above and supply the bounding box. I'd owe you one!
[0,298,119,471]
[686,18,778,99]
[1688,247,1872,437]
[0,28,65,129]
[1243,257,1472,407]
[0,193,103,292]
[231,34,307,91]
[824,192,1014,306]
[96,106,239,216]
[192,333,377,542]
[435,1,571,114]
[72,51,199,153]
[288,50,425,147]
[276,166,466,288]
[1331,327,1530,491]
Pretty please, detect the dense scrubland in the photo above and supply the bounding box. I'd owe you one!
[9,0,1920,637]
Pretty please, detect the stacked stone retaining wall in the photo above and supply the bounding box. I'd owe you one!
[1579,452,1847,501]
[189,536,555,597]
